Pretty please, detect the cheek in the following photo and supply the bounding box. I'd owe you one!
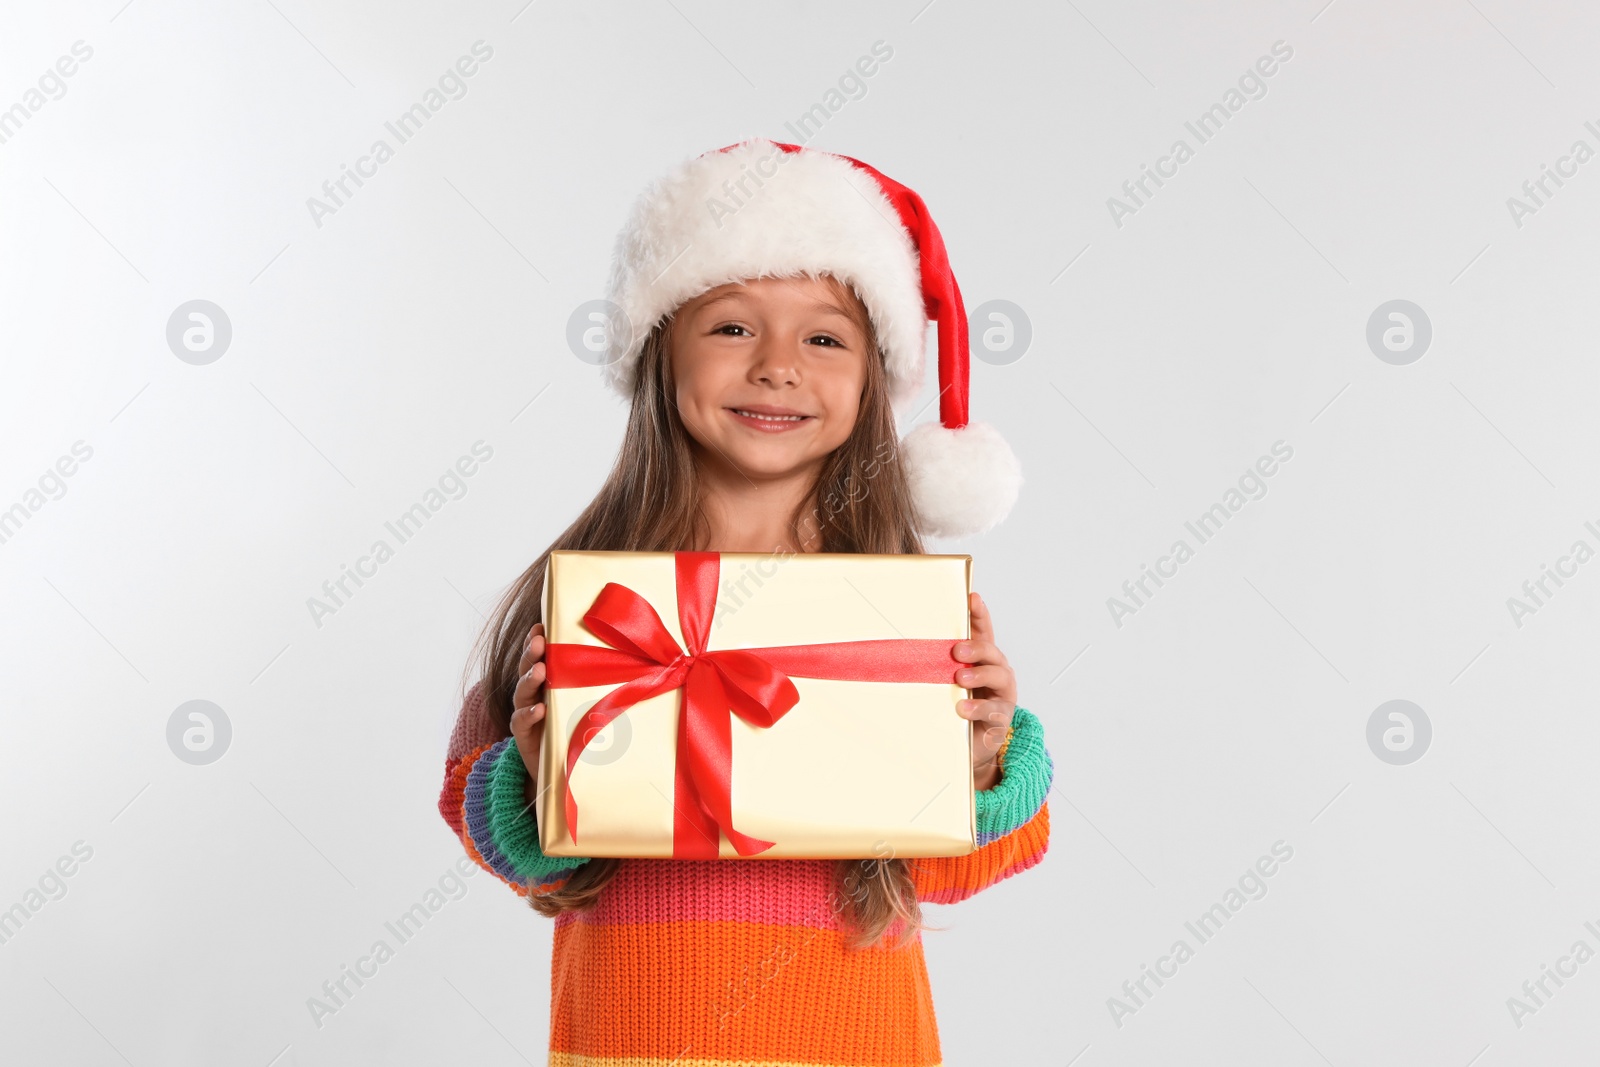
[672,353,715,412]
[823,380,864,441]
[676,344,746,402]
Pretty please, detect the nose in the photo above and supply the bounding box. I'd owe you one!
[748,335,800,387]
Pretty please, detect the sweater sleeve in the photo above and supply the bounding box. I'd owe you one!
[909,705,1052,905]
[438,679,592,898]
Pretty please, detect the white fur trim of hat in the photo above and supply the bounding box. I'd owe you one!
[600,137,1022,539]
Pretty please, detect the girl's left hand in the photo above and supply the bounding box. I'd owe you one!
[953,591,1018,792]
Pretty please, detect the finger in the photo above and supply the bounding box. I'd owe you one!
[518,625,545,674]
[958,696,1015,726]
[952,637,1007,668]
[510,701,547,736]
[970,700,1015,765]
[509,702,547,779]
[513,660,547,708]
[969,591,996,647]
[954,663,1012,693]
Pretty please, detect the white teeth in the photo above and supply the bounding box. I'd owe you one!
[735,409,805,422]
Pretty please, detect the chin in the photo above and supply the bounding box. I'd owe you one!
[723,445,818,480]
[730,455,808,479]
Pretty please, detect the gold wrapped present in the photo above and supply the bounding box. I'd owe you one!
[534,550,977,859]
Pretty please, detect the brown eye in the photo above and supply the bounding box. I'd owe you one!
[809,335,843,348]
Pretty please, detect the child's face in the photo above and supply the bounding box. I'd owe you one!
[670,275,869,482]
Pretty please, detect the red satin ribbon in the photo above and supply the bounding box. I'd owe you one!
[543,552,963,858]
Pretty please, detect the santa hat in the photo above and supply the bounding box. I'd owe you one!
[600,137,1022,539]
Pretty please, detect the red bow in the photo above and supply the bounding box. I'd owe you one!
[543,552,964,858]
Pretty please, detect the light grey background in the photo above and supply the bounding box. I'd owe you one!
[3,1,1597,1064]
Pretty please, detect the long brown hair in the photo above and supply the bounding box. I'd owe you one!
[461,273,935,950]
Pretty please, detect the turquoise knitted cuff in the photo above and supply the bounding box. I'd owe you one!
[975,706,1053,845]
[486,738,592,879]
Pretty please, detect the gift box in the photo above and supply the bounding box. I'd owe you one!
[534,550,977,859]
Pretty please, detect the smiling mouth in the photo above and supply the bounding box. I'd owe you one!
[726,407,814,431]
[731,408,807,422]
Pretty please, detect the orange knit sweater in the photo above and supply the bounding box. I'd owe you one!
[439,681,1052,1067]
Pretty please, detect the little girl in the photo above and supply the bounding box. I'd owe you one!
[438,138,1053,1066]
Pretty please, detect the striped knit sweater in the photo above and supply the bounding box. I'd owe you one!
[438,680,1053,1067]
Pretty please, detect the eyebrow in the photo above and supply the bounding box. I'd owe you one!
[695,291,854,321]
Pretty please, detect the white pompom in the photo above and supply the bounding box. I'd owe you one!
[900,420,1023,539]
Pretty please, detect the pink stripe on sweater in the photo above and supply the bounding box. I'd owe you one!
[556,858,855,930]
[447,681,503,762]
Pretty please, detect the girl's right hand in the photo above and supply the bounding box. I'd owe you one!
[512,622,548,808]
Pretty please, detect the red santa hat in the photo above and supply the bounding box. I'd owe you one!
[600,137,1022,539]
